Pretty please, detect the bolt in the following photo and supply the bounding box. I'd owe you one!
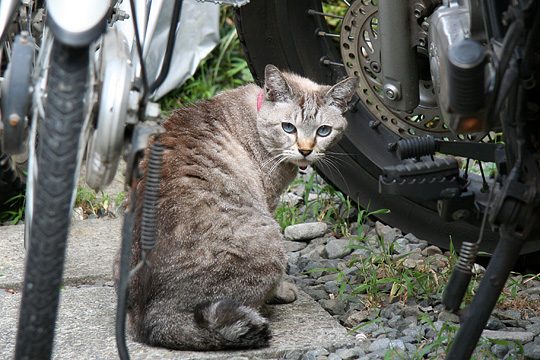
[370,61,381,73]
[419,38,427,48]
[414,3,426,18]
[9,114,20,126]
[421,21,429,32]
[383,84,400,101]
[387,142,397,151]
[369,120,381,129]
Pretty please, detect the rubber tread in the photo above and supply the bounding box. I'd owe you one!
[14,42,89,360]
[234,1,540,254]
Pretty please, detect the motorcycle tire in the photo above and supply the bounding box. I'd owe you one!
[235,0,540,255]
[15,41,89,360]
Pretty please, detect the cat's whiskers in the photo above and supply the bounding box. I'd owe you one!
[316,156,351,195]
[267,155,289,175]
[261,152,286,170]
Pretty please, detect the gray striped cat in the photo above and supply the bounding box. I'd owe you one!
[119,65,358,350]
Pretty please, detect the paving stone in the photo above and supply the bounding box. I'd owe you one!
[0,287,353,359]
[0,218,122,289]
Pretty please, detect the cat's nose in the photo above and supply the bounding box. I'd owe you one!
[298,149,312,157]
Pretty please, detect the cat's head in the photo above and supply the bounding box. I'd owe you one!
[256,64,358,170]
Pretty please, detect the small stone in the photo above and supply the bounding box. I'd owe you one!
[324,238,353,259]
[336,348,359,360]
[403,258,419,269]
[301,348,329,360]
[494,309,522,321]
[284,240,307,252]
[343,310,370,328]
[375,222,401,245]
[486,316,506,330]
[526,322,540,336]
[525,286,540,295]
[481,329,534,343]
[284,222,328,241]
[421,245,442,256]
[437,310,460,323]
[491,343,509,358]
[304,285,329,301]
[393,238,410,254]
[280,192,302,206]
[524,342,540,359]
[368,338,390,352]
[327,354,340,360]
[319,299,347,316]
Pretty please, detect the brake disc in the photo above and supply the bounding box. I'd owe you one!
[340,0,455,139]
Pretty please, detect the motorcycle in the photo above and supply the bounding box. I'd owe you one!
[236,0,539,359]
[2,0,539,359]
[0,0,230,359]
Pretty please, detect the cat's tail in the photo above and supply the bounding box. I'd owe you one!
[135,298,271,350]
[194,299,271,349]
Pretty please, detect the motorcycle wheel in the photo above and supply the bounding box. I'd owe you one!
[15,41,89,360]
[235,0,540,254]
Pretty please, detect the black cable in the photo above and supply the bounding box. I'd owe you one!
[115,189,136,360]
[129,0,149,102]
[148,0,183,95]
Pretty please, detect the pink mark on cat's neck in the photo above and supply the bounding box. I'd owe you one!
[257,90,264,112]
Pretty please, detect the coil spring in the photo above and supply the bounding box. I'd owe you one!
[456,241,479,273]
[141,141,164,252]
[397,135,436,160]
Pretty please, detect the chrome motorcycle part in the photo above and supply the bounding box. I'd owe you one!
[85,28,132,190]
[47,0,110,46]
[1,32,34,155]
[340,0,445,138]
[0,0,19,43]
[379,0,419,112]
[429,1,489,133]
[447,39,486,115]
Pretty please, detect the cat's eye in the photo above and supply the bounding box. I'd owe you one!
[317,125,332,137]
[281,122,297,134]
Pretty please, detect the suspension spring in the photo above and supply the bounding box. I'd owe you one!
[140,141,164,252]
[456,241,480,273]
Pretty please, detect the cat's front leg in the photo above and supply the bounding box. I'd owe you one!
[266,279,298,304]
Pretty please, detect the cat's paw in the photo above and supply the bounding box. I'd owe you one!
[267,281,298,304]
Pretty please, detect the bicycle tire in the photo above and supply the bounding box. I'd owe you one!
[235,0,540,254]
[15,41,89,360]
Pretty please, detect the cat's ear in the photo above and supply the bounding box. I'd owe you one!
[264,64,293,102]
[324,77,359,113]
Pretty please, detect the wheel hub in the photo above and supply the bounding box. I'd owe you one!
[340,0,452,138]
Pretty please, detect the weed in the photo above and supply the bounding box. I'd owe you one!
[0,192,25,225]
[160,7,252,114]
[75,186,125,218]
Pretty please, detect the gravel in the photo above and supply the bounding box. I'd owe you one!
[279,171,540,359]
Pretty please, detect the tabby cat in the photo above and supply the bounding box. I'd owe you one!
[117,64,358,350]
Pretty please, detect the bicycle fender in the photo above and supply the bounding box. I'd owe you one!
[47,0,110,46]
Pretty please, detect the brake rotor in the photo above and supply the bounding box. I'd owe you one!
[340,0,454,139]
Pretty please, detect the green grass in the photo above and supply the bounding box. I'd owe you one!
[75,186,126,218]
[0,192,25,225]
[160,7,252,114]
[274,172,366,237]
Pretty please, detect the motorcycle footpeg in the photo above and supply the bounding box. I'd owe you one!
[379,156,461,200]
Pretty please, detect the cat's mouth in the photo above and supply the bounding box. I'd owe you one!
[296,160,310,170]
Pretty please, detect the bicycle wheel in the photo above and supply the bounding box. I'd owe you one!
[15,41,89,360]
[235,0,540,254]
